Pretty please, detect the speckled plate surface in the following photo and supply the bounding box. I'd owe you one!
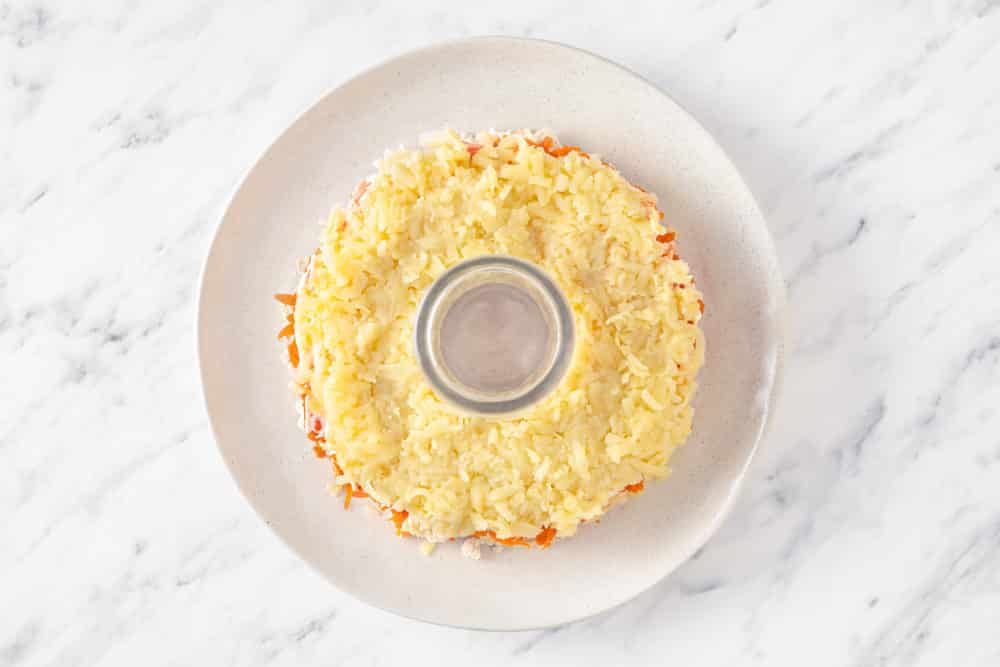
[197,37,784,630]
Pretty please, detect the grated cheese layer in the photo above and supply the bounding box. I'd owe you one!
[288,129,705,543]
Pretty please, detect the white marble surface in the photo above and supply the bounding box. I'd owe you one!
[3,0,999,664]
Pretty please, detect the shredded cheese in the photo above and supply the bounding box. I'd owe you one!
[288,129,705,544]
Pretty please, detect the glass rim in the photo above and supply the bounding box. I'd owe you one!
[413,255,575,416]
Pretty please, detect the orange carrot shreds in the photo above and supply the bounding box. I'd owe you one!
[656,231,676,244]
[351,180,369,206]
[287,342,299,368]
[274,293,296,306]
[391,510,408,535]
[535,526,557,548]
[312,443,327,458]
[526,137,586,159]
[549,145,577,157]
[698,299,705,314]
[475,530,530,547]
[277,322,294,339]
[625,480,645,494]
[466,143,482,156]
[350,486,368,498]
[343,485,353,509]
[327,449,343,474]
[658,210,665,221]
[308,413,324,435]
[525,137,545,149]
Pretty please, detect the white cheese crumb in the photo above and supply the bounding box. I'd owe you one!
[461,537,482,560]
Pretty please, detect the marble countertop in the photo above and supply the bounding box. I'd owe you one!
[3,1,999,665]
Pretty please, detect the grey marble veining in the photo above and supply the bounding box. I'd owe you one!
[2,1,999,665]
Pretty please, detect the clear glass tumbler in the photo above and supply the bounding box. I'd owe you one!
[413,255,574,416]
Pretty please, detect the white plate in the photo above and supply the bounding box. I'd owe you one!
[198,37,784,630]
